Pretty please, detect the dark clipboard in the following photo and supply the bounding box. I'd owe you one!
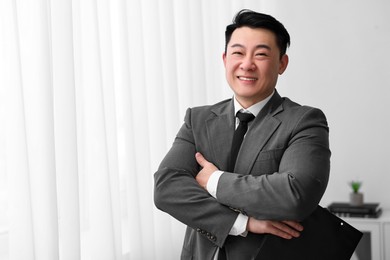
[255,206,363,260]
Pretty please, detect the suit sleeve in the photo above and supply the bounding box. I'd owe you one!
[154,108,238,247]
[216,107,331,221]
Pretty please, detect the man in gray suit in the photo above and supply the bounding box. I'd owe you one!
[154,9,330,260]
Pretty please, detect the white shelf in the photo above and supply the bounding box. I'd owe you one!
[342,209,390,260]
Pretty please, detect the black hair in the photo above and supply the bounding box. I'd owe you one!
[225,9,290,58]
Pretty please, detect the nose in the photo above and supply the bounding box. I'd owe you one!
[240,56,256,71]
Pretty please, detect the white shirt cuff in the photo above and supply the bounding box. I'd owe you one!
[206,170,224,198]
[206,170,248,237]
[229,213,248,236]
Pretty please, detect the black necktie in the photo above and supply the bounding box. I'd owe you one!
[228,111,255,172]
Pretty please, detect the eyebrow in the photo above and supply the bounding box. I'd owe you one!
[230,43,271,50]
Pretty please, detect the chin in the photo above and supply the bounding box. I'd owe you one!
[235,91,259,99]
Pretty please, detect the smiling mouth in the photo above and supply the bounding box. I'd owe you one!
[237,76,258,81]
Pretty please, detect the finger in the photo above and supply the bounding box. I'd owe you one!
[266,224,293,239]
[195,152,207,166]
[271,221,300,238]
[247,218,299,239]
[282,220,304,232]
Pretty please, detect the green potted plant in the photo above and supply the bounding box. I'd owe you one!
[349,180,363,206]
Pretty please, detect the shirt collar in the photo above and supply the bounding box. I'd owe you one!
[234,90,275,117]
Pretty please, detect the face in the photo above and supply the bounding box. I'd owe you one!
[223,27,289,108]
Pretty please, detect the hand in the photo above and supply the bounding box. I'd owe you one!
[195,152,218,189]
[247,217,303,239]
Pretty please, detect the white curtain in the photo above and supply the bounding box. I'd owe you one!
[0,0,265,259]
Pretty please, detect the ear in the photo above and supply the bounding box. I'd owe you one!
[222,52,227,67]
[278,54,289,75]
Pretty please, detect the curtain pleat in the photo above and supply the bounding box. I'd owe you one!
[96,0,123,258]
[73,0,117,259]
[108,0,144,259]
[14,0,59,259]
[125,1,156,258]
[50,0,81,259]
[4,1,36,259]
[50,0,84,259]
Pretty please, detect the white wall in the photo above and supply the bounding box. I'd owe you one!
[247,0,390,208]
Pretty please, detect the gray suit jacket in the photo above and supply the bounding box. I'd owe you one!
[154,91,331,260]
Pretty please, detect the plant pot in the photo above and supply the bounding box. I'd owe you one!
[350,192,364,206]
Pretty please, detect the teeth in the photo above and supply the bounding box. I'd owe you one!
[239,76,257,81]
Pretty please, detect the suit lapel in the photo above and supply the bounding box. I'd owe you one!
[234,92,284,175]
[206,99,235,170]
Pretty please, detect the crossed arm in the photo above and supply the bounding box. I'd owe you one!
[195,152,303,240]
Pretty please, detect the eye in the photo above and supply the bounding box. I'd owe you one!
[232,51,243,56]
[256,52,268,57]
